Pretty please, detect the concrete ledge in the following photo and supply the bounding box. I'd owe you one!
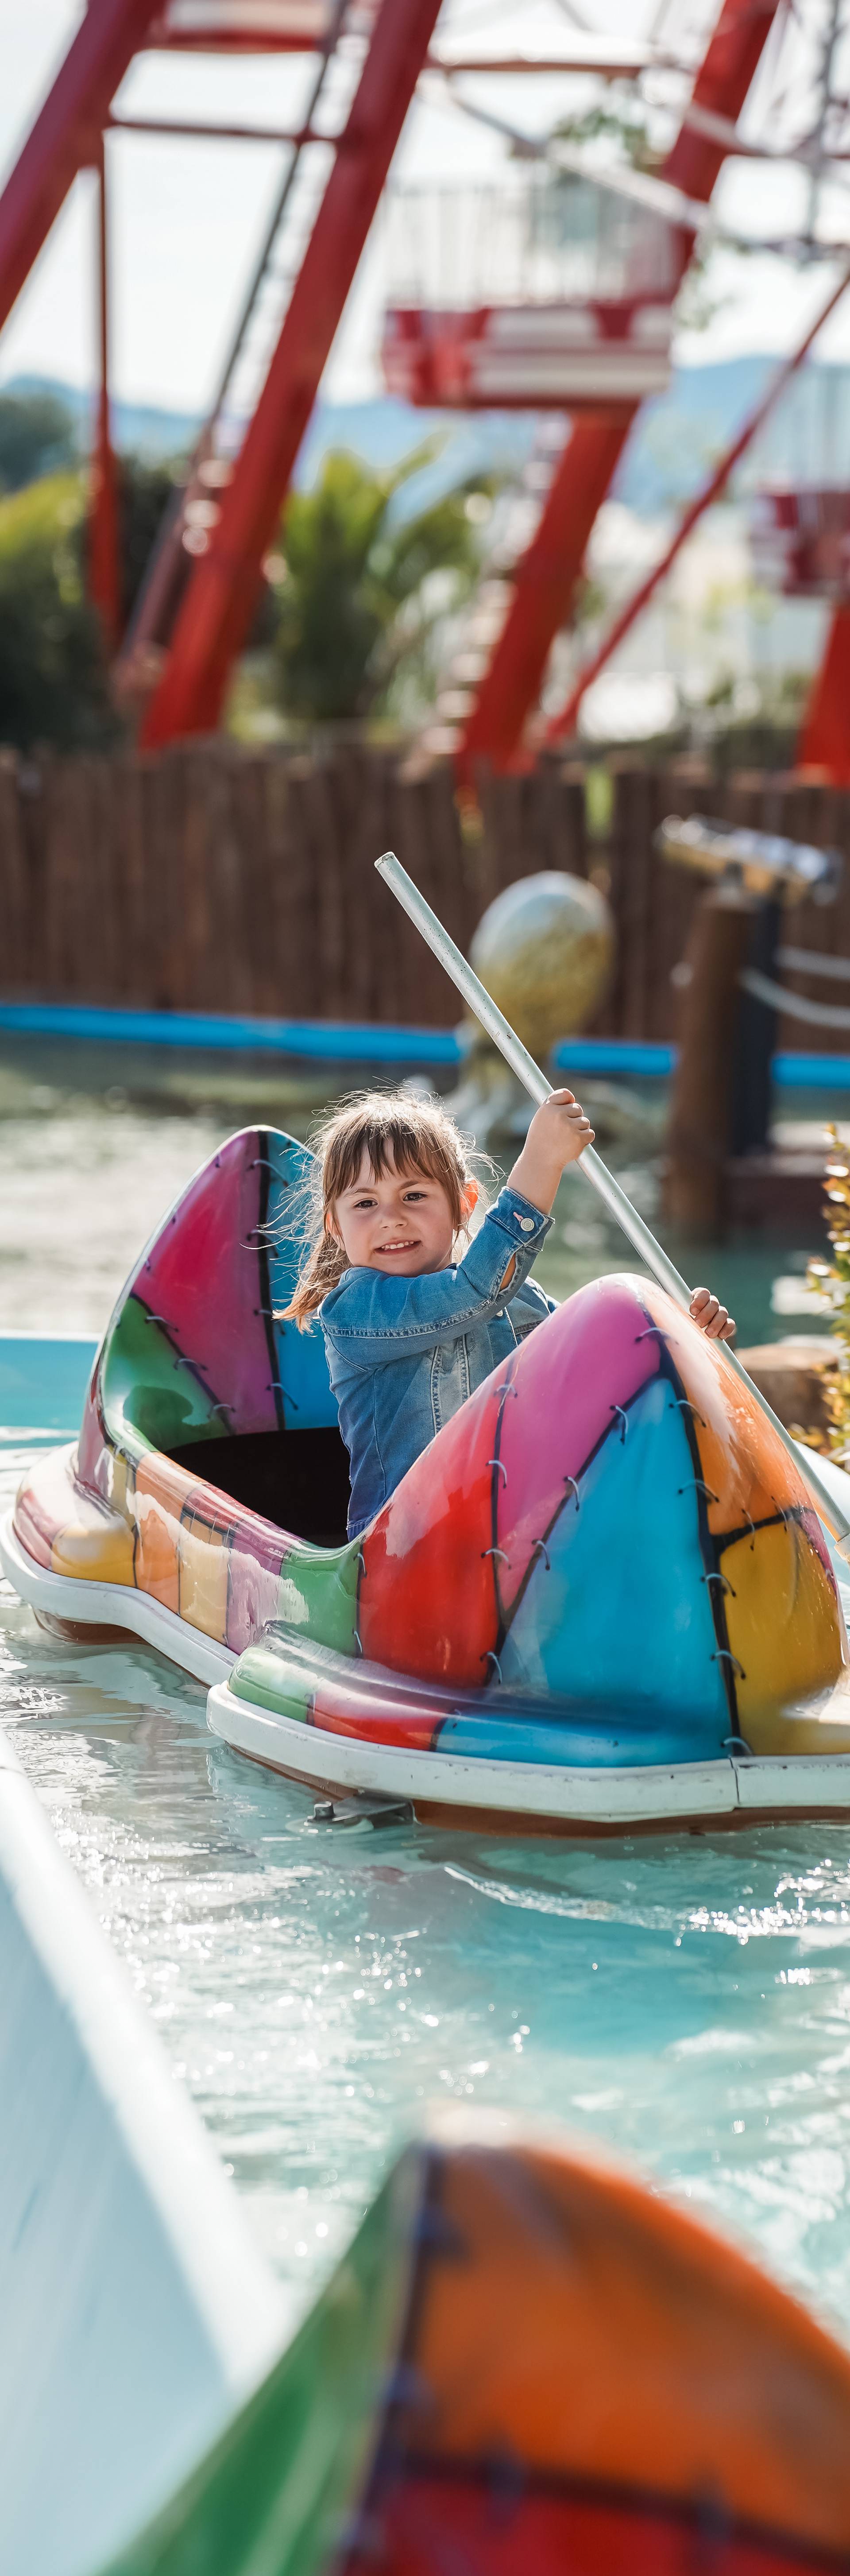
[0,1729,283,2576]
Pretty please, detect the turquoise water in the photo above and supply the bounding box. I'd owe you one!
[5,1432,850,2350]
[3,1036,850,2348]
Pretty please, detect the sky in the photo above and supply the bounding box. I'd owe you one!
[2,0,850,419]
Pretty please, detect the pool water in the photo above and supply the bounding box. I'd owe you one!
[4,1036,850,2347]
[5,1445,850,2348]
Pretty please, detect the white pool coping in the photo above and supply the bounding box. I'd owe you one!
[0,1723,285,2576]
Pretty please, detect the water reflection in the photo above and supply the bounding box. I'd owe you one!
[5,1441,850,2345]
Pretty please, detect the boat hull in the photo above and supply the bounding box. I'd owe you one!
[0,1504,236,1687]
[207,1675,850,1832]
[11,1494,850,1829]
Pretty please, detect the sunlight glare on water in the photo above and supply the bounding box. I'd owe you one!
[4,1431,850,2343]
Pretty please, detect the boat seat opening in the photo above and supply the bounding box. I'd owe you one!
[167,1427,352,1549]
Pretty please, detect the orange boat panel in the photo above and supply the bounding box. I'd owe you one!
[384,2146,850,2557]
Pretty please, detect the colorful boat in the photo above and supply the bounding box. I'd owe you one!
[4,1124,850,1834]
[100,2120,850,2576]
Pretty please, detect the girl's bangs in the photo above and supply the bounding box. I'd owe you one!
[326,1112,464,1212]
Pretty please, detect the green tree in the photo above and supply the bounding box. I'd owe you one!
[0,453,194,749]
[267,445,490,724]
[0,474,115,751]
[115,453,186,631]
[0,390,77,493]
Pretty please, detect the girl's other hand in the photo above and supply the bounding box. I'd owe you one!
[690,1285,735,1342]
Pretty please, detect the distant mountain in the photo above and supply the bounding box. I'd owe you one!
[613,357,777,513]
[4,358,849,516]
[610,356,850,513]
[1,373,203,462]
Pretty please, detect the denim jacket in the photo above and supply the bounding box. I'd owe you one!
[321,1186,555,1538]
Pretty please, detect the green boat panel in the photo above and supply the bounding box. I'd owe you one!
[229,1644,315,1724]
[95,2153,419,2576]
[102,1293,225,1457]
[272,1542,360,1658]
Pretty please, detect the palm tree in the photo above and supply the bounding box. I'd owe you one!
[266,443,492,727]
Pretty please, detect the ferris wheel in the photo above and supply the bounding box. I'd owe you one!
[0,0,848,774]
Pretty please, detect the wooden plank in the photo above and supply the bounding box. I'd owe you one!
[0,755,31,991]
[121,753,154,1006]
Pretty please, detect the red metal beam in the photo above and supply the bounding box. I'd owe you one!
[146,27,328,46]
[430,56,657,78]
[0,0,159,336]
[544,258,850,748]
[142,0,443,746]
[88,143,122,653]
[456,0,783,779]
[460,414,633,782]
[663,0,779,202]
[799,607,850,782]
[109,114,313,141]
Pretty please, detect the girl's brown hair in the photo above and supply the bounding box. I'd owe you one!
[280,1090,479,1327]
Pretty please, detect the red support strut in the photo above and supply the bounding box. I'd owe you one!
[0,0,158,337]
[456,0,783,779]
[544,260,850,751]
[88,142,122,654]
[458,414,633,782]
[142,0,443,747]
[800,607,850,783]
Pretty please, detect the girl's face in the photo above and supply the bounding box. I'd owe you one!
[328,1148,475,1278]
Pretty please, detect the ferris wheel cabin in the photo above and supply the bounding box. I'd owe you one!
[381,174,676,412]
[751,487,850,602]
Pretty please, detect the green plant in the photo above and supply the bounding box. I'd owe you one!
[114,453,186,631]
[0,390,77,493]
[552,93,659,173]
[0,473,115,750]
[264,445,491,727]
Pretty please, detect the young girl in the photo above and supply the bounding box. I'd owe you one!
[284,1089,734,1541]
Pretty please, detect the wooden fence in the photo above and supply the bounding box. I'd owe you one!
[3,742,850,1050]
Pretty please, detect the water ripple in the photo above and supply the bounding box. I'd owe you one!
[6,1442,850,2345]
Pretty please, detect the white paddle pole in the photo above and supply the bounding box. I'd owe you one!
[376,849,850,1557]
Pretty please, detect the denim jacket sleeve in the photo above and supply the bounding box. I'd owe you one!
[320,1186,552,1364]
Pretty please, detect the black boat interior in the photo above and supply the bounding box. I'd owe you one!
[166,1427,352,1550]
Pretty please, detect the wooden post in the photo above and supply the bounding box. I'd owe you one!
[664,886,755,1234]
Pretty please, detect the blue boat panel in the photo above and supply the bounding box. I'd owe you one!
[266,1135,339,1429]
[497,1376,729,1755]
